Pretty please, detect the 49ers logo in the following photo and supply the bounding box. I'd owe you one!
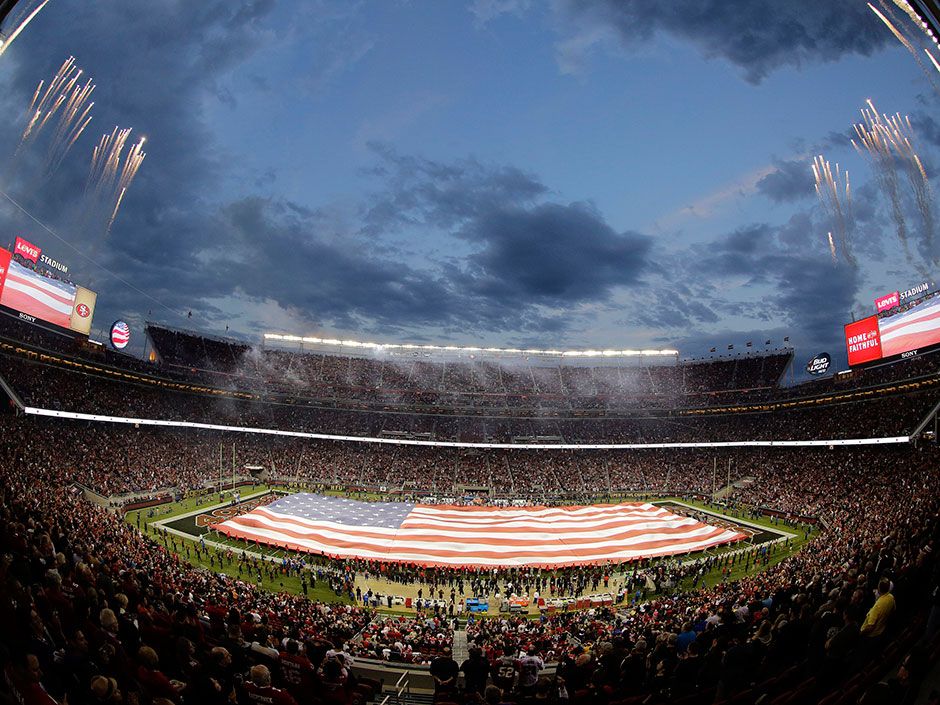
[75,303,90,318]
[194,495,275,527]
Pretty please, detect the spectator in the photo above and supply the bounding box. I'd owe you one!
[861,579,896,640]
[430,646,459,698]
[238,664,298,705]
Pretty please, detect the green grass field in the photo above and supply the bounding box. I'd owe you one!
[126,488,818,612]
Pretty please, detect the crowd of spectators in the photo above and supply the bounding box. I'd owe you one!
[0,350,936,453]
[1,413,938,704]
[144,324,793,408]
[0,449,388,705]
[3,314,938,420]
[1,320,940,703]
[0,410,932,504]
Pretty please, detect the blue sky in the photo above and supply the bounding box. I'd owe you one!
[0,0,938,367]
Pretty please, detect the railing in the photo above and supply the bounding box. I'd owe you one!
[394,671,410,705]
[910,397,940,439]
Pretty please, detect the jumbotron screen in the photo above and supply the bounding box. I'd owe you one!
[0,242,97,335]
[845,285,940,366]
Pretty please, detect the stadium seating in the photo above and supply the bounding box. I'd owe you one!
[0,322,938,705]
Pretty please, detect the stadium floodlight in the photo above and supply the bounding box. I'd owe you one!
[263,332,680,358]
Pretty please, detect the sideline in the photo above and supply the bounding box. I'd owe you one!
[665,500,799,539]
[149,488,274,526]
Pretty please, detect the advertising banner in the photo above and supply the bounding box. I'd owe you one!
[874,291,899,313]
[806,352,831,375]
[845,316,882,366]
[13,236,40,264]
[899,282,934,303]
[0,249,10,301]
[110,320,130,349]
[69,286,97,335]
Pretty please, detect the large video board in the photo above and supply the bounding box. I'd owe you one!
[0,239,97,335]
[845,283,940,366]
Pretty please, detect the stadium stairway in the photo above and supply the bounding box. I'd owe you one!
[713,475,756,499]
[452,629,469,663]
[383,691,436,705]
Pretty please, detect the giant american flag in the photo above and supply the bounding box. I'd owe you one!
[214,494,746,567]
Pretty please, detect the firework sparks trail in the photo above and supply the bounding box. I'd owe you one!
[853,100,936,263]
[106,187,126,235]
[86,127,146,235]
[891,0,939,46]
[871,1,940,94]
[0,0,52,59]
[812,155,856,267]
[870,2,916,52]
[828,232,837,262]
[882,112,935,259]
[852,101,913,263]
[19,56,95,175]
[926,48,940,74]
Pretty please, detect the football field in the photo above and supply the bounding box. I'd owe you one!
[129,488,811,615]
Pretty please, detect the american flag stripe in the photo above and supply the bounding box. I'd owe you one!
[216,524,740,566]
[403,504,670,520]
[0,260,76,328]
[112,331,130,343]
[5,276,74,312]
[879,298,940,356]
[8,263,73,297]
[215,495,745,568]
[229,506,730,543]
[399,511,675,530]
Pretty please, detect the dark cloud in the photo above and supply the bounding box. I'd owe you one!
[687,221,861,349]
[628,289,720,330]
[774,254,858,343]
[555,0,891,83]
[360,144,549,237]
[211,190,654,338]
[456,202,652,305]
[911,112,940,152]
[215,197,461,332]
[698,223,777,282]
[756,159,814,203]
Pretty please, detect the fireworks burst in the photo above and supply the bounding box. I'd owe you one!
[852,100,936,264]
[85,127,146,235]
[0,0,52,59]
[812,155,855,267]
[20,56,95,175]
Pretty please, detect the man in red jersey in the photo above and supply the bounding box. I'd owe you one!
[237,664,298,705]
[278,639,316,702]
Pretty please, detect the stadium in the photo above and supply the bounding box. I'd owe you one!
[1,2,940,705]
